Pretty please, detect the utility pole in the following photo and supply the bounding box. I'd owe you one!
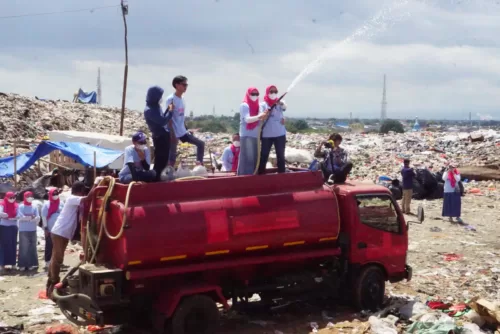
[97,67,102,105]
[380,74,387,122]
[119,0,129,136]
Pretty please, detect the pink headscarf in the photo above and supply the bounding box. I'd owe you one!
[264,85,278,107]
[2,192,18,218]
[47,188,60,221]
[243,87,260,130]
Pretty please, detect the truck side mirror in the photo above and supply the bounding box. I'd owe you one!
[407,205,424,225]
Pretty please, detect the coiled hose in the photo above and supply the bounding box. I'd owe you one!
[86,176,136,264]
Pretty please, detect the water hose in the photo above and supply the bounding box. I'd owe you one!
[86,176,136,264]
[253,92,288,175]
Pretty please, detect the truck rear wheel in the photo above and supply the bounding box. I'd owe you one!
[170,295,219,334]
[354,266,385,311]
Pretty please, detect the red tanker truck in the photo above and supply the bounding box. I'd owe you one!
[53,170,420,334]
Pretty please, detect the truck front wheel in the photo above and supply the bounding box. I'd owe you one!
[354,266,385,311]
[170,295,219,334]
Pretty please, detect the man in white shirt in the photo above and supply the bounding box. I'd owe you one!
[47,182,87,296]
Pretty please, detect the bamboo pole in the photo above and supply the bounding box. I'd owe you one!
[93,151,97,180]
[13,142,17,188]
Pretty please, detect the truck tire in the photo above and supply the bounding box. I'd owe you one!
[354,266,385,311]
[170,295,219,334]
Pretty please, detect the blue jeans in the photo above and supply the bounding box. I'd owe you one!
[237,136,258,175]
[258,135,286,174]
[0,225,18,266]
[18,231,38,268]
[119,170,157,184]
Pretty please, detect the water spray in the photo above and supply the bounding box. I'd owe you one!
[252,0,412,175]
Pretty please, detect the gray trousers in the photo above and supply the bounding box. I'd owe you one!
[237,136,258,175]
[18,231,38,268]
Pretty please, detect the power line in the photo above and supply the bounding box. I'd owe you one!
[0,5,120,20]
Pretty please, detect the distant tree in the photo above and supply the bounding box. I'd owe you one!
[294,120,309,131]
[233,112,240,122]
[200,120,227,133]
[380,119,405,134]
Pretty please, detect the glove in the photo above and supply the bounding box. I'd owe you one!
[31,216,41,224]
[0,212,8,219]
[19,216,31,222]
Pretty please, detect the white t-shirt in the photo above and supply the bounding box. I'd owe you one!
[51,195,84,240]
[165,94,187,138]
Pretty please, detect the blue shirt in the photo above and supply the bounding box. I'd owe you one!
[260,101,286,138]
[401,167,415,190]
[239,103,261,138]
[221,146,235,171]
[118,145,152,180]
[41,202,64,232]
[17,204,40,232]
[0,205,18,227]
[166,94,187,138]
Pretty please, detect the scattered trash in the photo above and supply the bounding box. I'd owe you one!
[430,226,443,232]
[368,316,397,334]
[443,253,463,261]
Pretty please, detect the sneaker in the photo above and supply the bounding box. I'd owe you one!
[456,217,465,225]
[18,267,27,272]
[29,266,38,271]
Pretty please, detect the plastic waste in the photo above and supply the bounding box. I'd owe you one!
[368,316,397,334]
[192,165,208,176]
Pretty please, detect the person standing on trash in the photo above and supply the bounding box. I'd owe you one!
[0,192,19,272]
[41,188,64,270]
[314,133,353,183]
[17,191,41,271]
[258,85,287,174]
[221,133,241,172]
[401,159,416,214]
[118,132,156,184]
[47,182,87,297]
[143,85,173,181]
[237,87,269,175]
[166,76,205,166]
[442,163,464,224]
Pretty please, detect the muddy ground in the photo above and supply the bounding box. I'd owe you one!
[0,193,499,334]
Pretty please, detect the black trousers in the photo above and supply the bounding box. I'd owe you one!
[152,132,171,181]
[258,135,286,174]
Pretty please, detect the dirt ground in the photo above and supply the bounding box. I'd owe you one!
[0,193,499,334]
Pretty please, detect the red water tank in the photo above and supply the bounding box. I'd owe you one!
[93,172,341,270]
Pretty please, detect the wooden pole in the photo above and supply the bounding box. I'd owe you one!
[13,142,17,188]
[119,0,129,136]
[93,151,97,180]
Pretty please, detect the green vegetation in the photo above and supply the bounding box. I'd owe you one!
[380,119,405,134]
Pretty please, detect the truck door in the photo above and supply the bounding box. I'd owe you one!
[350,194,407,277]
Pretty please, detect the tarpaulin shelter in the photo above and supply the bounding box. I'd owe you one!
[0,141,123,178]
[75,88,97,104]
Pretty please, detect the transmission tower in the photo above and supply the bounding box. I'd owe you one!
[380,74,387,121]
[97,67,102,105]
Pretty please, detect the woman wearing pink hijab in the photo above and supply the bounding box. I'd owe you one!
[0,192,19,271]
[237,87,268,175]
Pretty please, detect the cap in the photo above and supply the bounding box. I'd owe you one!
[132,132,147,144]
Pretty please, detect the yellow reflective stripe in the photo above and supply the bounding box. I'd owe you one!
[205,250,230,256]
[160,255,187,262]
[284,241,305,246]
[246,245,269,251]
[128,260,141,265]
[319,237,337,242]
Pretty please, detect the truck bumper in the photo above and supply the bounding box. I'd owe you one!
[53,288,104,327]
[405,264,413,281]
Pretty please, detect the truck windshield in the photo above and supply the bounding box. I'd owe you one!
[356,195,400,233]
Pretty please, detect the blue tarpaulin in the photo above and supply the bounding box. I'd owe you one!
[77,89,97,104]
[0,141,123,178]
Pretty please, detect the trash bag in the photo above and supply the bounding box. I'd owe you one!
[412,179,426,200]
[388,185,402,200]
[428,182,444,200]
[416,169,438,194]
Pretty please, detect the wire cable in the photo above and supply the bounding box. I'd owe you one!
[0,5,120,20]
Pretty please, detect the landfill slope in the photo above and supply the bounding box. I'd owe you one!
[0,92,146,142]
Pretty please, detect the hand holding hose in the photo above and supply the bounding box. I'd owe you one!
[259,110,270,121]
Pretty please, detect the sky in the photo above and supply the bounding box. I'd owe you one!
[1,0,500,120]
